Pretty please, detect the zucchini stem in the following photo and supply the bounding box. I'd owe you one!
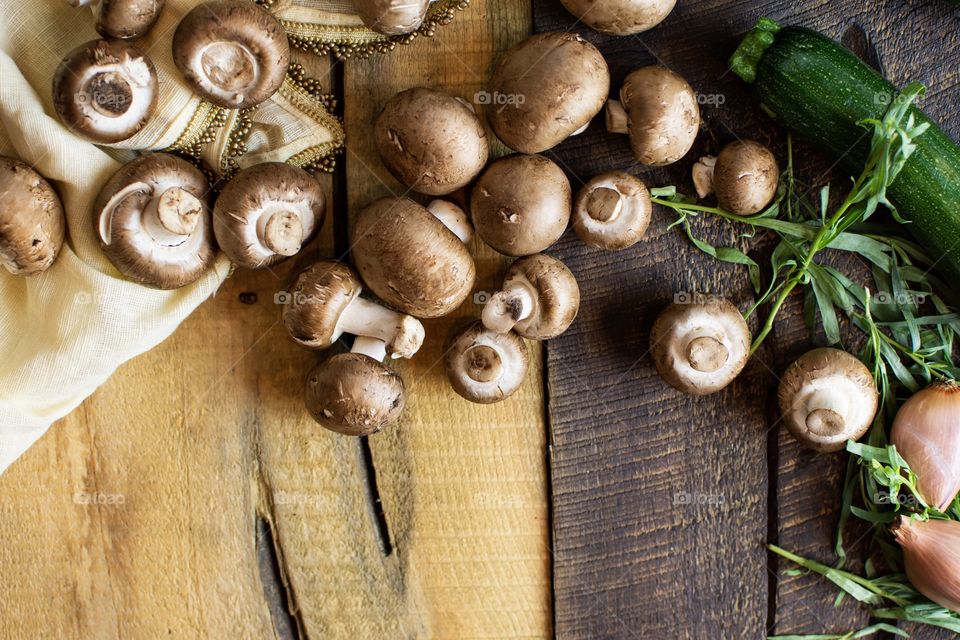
[728,17,781,84]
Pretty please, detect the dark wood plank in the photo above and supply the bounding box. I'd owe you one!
[537,0,960,637]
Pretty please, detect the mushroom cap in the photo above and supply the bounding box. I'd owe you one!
[305,353,406,436]
[53,39,158,144]
[95,153,216,289]
[352,0,431,36]
[573,171,651,251]
[502,254,580,340]
[283,260,362,349]
[374,87,489,196]
[713,140,780,215]
[559,0,676,35]
[351,196,476,318]
[213,162,325,269]
[470,154,572,257]
[619,66,700,166]
[487,32,610,154]
[0,157,65,276]
[445,322,530,404]
[778,348,879,453]
[649,296,751,395]
[95,0,166,39]
[172,0,290,109]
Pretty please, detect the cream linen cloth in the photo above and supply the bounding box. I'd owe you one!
[0,0,340,475]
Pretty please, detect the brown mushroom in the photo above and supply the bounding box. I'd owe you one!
[282,260,425,359]
[778,348,879,453]
[445,322,529,404]
[351,197,476,318]
[487,32,610,153]
[559,0,676,35]
[68,0,165,40]
[213,162,326,269]
[470,154,571,256]
[693,140,780,215]
[351,0,431,36]
[606,66,700,166]
[305,351,406,436]
[53,39,158,144]
[650,295,751,395]
[0,157,66,276]
[173,0,290,109]
[573,171,651,251]
[374,87,489,196]
[94,153,215,289]
[482,254,580,340]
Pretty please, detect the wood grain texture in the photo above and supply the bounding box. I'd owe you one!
[535,0,960,638]
[342,1,553,638]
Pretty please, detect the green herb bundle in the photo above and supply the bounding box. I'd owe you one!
[653,83,960,636]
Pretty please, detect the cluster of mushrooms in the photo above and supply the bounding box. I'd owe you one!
[0,0,867,448]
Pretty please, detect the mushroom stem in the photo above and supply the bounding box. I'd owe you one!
[685,336,729,373]
[337,296,423,359]
[482,280,537,334]
[606,100,629,134]
[258,209,305,257]
[156,187,203,236]
[351,336,388,362]
[465,345,503,383]
[585,187,623,222]
[67,0,96,7]
[427,200,474,244]
[802,388,850,435]
[692,156,717,198]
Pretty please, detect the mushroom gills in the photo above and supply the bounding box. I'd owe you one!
[197,41,260,107]
[99,179,203,248]
[445,322,530,404]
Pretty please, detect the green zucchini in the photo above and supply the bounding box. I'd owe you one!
[730,18,960,284]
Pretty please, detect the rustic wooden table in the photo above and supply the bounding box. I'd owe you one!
[1,1,958,638]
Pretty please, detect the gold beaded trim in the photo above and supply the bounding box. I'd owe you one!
[219,109,255,176]
[167,103,230,158]
[258,0,470,59]
[277,77,345,172]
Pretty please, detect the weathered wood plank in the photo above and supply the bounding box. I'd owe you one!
[342,1,553,638]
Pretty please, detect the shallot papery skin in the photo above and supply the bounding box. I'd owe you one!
[894,517,960,613]
[891,383,960,511]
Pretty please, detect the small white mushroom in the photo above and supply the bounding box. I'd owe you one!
[0,157,66,276]
[53,39,158,144]
[213,163,326,269]
[778,348,879,452]
[482,254,580,340]
[282,260,425,360]
[650,295,751,395]
[94,153,215,289]
[573,171,651,251]
[445,322,530,404]
[173,0,290,109]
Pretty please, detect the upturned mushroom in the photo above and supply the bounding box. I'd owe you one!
[573,171,651,251]
[0,157,66,276]
[487,32,610,153]
[282,260,425,360]
[351,0,431,36]
[351,197,475,318]
[375,87,488,196]
[173,0,290,109]
[471,154,571,256]
[606,66,700,166]
[692,140,779,215]
[482,254,580,340]
[650,295,751,395]
[305,349,407,437]
[445,322,530,404]
[95,153,216,289]
[559,0,676,35]
[53,39,158,144]
[778,348,879,453]
[213,162,325,269]
[67,0,165,40]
